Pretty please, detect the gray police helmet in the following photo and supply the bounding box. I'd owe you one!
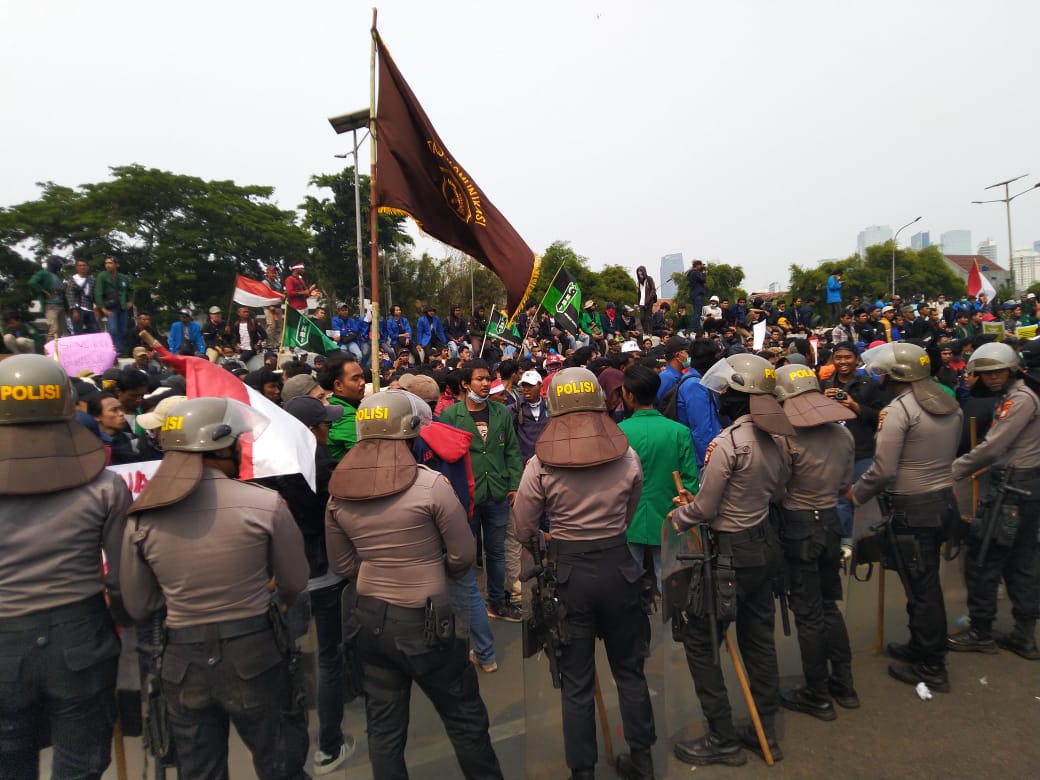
[861,342,931,383]
[700,353,777,395]
[159,397,269,452]
[0,354,76,425]
[546,367,606,416]
[967,342,1020,373]
[355,389,424,441]
[773,364,821,402]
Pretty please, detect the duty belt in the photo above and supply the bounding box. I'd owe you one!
[354,594,427,625]
[549,533,628,555]
[782,507,838,523]
[166,612,270,644]
[0,593,107,632]
[714,522,766,553]
[885,488,950,512]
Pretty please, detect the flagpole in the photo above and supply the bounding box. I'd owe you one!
[280,279,291,360]
[369,8,381,392]
[478,302,493,359]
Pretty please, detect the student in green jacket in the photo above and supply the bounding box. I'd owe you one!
[94,255,135,355]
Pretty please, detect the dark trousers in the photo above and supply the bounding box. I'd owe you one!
[556,544,655,771]
[106,307,129,355]
[471,498,509,605]
[892,526,948,667]
[72,308,100,334]
[784,511,853,689]
[161,628,309,780]
[682,561,779,741]
[311,581,348,756]
[965,501,1040,625]
[690,293,705,332]
[349,599,502,780]
[0,595,120,780]
[639,306,653,337]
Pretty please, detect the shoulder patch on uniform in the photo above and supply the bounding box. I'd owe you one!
[441,476,451,486]
[703,441,717,466]
[996,399,1013,421]
[877,409,888,432]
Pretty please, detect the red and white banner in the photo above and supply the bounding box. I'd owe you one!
[155,350,316,491]
[967,259,997,301]
[233,274,284,308]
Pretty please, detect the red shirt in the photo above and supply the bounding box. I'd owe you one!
[285,274,308,311]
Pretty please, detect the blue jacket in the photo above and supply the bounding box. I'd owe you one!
[826,275,843,304]
[381,315,411,342]
[332,315,364,344]
[416,314,447,347]
[168,320,205,355]
[675,368,722,467]
[656,364,683,404]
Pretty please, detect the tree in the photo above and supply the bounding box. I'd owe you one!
[300,166,412,310]
[668,261,748,307]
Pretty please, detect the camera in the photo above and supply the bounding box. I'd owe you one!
[834,390,847,401]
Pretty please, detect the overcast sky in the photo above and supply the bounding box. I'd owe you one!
[3,1,1038,292]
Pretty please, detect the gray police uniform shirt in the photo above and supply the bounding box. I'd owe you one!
[952,378,1040,479]
[120,469,308,628]
[673,415,789,533]
[1,470,130,619]
[852,388,962,505]
[783,423,854,512]
[325,466,474,609]
[513,448,643,543]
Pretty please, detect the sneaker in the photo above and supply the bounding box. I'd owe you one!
[469,649,498,673]
[314,735,356,776]
[488,600,523,623]
[947,628,998,654]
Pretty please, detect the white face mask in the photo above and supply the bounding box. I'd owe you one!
[467,390,487,405]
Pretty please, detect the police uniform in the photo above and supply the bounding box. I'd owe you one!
[119,397,311,780]
[772,365,859,720]
[512,367,655,780]
[0,355,131,779]
[851,343,962,690]
[670,354,793,766]
[325,390,502,780]
[950,343,1040,659]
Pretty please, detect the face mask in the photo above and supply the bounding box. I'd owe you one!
[683,357,692,369]
[467,390,487,405]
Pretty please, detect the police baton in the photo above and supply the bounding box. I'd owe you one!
[672,472,774,767]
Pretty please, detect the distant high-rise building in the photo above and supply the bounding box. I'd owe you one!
[1013,250,1040,291]
[910,231,930,251]
[939,229,972,256]
[1034,240,1040,253]
[978,239,998,268]
[659,252,684,299]
[857,225,893,258]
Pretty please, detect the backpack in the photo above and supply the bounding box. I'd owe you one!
[659,372,699,421]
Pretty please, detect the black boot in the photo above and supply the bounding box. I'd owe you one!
[615,747,654,779]
[887,662,950,693]
[947,625,998,654]
[996,620,1040,660]
[827,676,861,709]
[737,723,783,763]
[885,641,921,663]
[570,768,595,780]
[780,686,836,721]
[674,733,747,767]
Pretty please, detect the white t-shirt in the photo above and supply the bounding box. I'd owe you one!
[238,321,252,352]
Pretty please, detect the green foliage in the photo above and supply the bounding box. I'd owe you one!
[789,244,966,306]
[0,244,35,312]
[668,261,748,307]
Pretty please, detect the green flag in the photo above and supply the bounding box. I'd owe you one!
[485,308,523,349]
[283,307,340,354]
[540,267,581,333]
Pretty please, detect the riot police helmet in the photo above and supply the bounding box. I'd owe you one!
[546,367,606,416]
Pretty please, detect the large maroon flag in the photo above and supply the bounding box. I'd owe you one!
[372,31,539,320]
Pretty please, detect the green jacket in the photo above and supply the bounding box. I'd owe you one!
[326,394,358,461]
[28,269,65,310]
[94,271,135,310]
[440,400,523,502]
[2,322,45,354]
[618,408,699,545]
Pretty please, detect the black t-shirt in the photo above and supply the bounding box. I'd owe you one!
[469,405,490,443]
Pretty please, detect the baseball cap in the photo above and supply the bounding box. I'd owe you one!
[519,369,543,386]
[178,308,191,317]
[208,306,222,314]
[397,373,440,402]
[281,374,319,403]
[283,396,343,428]
[137,395,188,430]
[882,305,896,315]
[132,346,149,358]
[621,340,640,353]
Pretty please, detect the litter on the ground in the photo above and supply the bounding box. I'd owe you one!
[979,676,988,685]
[916,682,933,701]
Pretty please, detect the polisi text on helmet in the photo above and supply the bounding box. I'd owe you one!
[356,406,390,421]
[555,380,596,397]
[162,416,184,431]
[0,384,62,402]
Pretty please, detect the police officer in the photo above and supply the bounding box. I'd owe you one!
[120,397,311,779]
[850,342,962,691]
[0,354,131,778]
[949,341,1040,660]
[669,353,792,766]
[325,391,503,780]
[512,367,655,780]
[772,364,859,720]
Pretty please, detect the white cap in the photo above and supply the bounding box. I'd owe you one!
[519,370,543,386]
[621,340,641,353]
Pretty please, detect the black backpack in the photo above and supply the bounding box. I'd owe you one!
[658,372,698,421]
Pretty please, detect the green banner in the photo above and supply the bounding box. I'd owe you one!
[283,306,340,354]
[486,308,523,348]
[540,267,581,333]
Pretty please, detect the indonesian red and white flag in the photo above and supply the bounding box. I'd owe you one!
[154,349,316,491]
[967,258,997,301]
[233,274,284,308]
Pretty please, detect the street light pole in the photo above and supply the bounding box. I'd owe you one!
[892,216,921,299]
[972,175,1040,294]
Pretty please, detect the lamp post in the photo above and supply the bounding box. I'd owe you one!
[329,108,373,324]
[972,175,1040,294]
[892,216,921,299]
